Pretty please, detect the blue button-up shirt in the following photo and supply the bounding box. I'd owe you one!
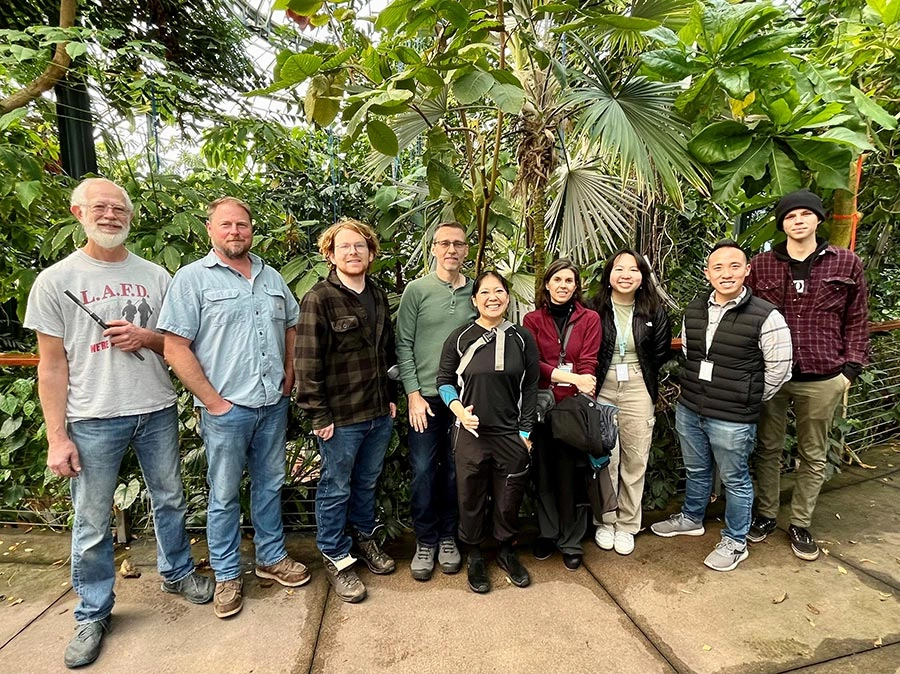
[158,251,299,408]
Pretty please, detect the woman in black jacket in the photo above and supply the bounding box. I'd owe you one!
[590,249,671,555]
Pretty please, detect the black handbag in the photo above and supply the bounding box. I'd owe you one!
[548,393,618,458]
[535,389,555,424]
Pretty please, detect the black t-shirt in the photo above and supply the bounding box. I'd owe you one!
[355,282,377,326]
[437,322,540,435]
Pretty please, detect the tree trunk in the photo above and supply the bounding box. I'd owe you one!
[829,156,863,250]
[0,0,77,114]
[531,184,547,299]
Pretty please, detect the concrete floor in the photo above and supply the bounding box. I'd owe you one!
[1,444,898,674]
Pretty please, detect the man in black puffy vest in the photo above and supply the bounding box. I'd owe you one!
[651,240,793,572]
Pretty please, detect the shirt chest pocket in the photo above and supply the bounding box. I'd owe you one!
[816,276,855,312]
[753,279,783,304]
[331,314,365,352]
[264,286,287,323]
[202,288,241,326]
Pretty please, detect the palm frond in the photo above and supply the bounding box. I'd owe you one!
[544,157,642,264]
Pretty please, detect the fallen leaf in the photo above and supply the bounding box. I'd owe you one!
[61,581,68,587]
[118,559,141,579]
[806,617,816,627]
[772,592,788,604]
[859,558,875,564]
[874,637,883,647]
[190,538,198,545]
[702,645,712,651]
[284,589,294,595]
[10,598,23,606]
[835,513,841,519]
[878,592,892,601]
[848,540,858,544]
[837,565,848,575]
[679,588,694,594]
[807,604,820,615]
[23,548,33,553]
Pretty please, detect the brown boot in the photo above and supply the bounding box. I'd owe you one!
[255,556,311,587]
[214,578,243,618]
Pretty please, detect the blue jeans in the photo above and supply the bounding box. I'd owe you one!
[199,396,290,581]
[408,396,458,545]
[675,404,756,545]
[68,405,193,624]
[315,414,393,562]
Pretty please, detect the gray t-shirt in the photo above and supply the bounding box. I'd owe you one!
[24,249,176,421]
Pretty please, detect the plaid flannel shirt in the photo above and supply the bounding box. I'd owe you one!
[295,271,397,429]
[747,243,869,376]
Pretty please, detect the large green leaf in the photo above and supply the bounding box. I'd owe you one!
[375,0,418,31]
[711,138,771,202]
[726,29,798,63]
[851,86,898,130]
[366,119,400,156]
[452,70,494,105]
[113,478,141,510]
[768,146,802,195]
[488,82,524,114]
[279,53,324,85]
[866,0,900,25]
[688,121,753,163]
[14,181,41,210]
[641,48,695,79]
[784,138,852,190]
[714,66,749,99]
[819,127,874,151]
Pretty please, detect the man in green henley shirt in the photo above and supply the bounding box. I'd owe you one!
[396,222,476,581]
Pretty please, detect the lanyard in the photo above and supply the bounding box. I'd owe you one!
[613,303,634,360]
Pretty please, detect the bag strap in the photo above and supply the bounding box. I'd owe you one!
[558,321,575,366]
[456,320,515,375]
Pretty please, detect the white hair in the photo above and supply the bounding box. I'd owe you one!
[70,178,133,212]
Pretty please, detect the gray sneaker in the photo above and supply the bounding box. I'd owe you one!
[323,556,367,603]
[161,570,215,604]
[437,538,462,574]
[704,538,749,572]
[410,541,436,581]
[64,617,110,668]
[650,513,705,537]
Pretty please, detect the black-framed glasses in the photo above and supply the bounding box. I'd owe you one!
[434,240,468,250]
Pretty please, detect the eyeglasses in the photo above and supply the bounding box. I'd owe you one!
[335,242,370,253]
[434,240,468,250]
[87,203,130,218]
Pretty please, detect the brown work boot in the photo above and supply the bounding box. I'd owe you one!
[214,578,243,618]
[255,556,311,587]
[323,556,367,603]
[353,536,396,575]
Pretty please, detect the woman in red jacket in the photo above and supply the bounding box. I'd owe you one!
[522,259,601,570]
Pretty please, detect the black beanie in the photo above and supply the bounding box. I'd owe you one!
[774,189,825,231]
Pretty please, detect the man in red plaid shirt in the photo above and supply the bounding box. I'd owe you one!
[746,189,870,561]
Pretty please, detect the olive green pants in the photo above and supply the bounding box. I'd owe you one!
[755,375,848,528]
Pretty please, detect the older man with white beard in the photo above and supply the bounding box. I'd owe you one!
[24,178,214,669]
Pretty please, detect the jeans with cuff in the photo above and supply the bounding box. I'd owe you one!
[675,403,756,545]
[315,414,393,563]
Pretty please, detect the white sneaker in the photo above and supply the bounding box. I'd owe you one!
[614,531,635,555]
[594,524,615,550]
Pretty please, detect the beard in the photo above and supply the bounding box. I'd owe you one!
[83,221,130,249]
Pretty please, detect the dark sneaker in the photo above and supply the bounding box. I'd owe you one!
[256,556,311,587]
[466,554,490,594]
[354,537,396,575]
[437,537,462,574]
[323,556,367,603]
[214,578,243,618]
[788,525,820,561]
[650,513,705,537]
[533,538,556,561]
[497,549,531,588]
[747,515,777,544]
[64,617,110,668]
[562,553,582,571]
[703,538,749,572]
[161,570,215,604]
[410,541,436,581]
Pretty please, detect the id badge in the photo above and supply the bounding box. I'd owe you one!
[699,359,714,382]
[616,363,630,382]
[558,362,574,386]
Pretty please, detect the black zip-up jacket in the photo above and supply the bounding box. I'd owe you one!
[595,303,672,404]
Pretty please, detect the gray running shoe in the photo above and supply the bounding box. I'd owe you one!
[703,538,749,572]
[410,541,436,581]
[650,513,705,537]
[437,537,462,574]
[323,556,367,603]
[64,617,110,668]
